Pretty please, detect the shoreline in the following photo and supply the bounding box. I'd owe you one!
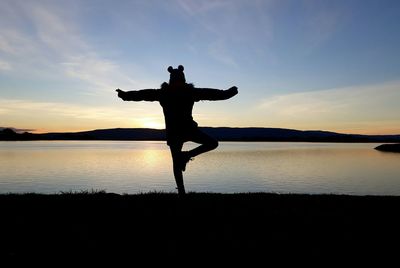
[2,192,400,263]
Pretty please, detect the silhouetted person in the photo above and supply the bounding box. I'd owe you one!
[116,65,238,195]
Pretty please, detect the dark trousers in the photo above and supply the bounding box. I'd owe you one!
[168,128,218,195]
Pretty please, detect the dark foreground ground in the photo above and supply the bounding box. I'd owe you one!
[1,192,400,264]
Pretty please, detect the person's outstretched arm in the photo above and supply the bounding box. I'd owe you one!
[193,86,238,101]
[116,88,160,102]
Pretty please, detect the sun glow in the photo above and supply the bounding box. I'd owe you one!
[142,120,164,129]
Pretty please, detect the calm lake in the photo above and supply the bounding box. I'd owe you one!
[0,141,399,195]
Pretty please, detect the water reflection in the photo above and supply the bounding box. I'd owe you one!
[0,141,399,195]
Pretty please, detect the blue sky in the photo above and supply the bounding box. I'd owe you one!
[1,0,400,134]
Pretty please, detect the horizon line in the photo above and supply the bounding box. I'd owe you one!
[2,126,400,137]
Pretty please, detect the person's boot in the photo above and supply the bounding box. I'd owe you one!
[180,151,193,172]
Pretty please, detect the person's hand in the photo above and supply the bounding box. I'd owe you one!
[228,86,238,95]
[116,88,127,100]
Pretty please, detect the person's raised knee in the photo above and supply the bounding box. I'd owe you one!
[210,139,219,150]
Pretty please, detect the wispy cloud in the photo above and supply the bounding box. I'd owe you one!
[0,1,146,94]
[257,81,400,134]
[207,40,239,68]
[0,60,12,71]
[302,0,347,53]
[175,0,274,66]
[62,55,142,93]
[176,0,229,17]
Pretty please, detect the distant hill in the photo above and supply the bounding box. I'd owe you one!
[375,143,400,152]
[1,127,400,142]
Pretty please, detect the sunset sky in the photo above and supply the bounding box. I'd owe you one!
[1,0,399,134]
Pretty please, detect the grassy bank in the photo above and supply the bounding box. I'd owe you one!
[1,191,400,264]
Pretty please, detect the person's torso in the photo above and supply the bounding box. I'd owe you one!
[159,84,198,132]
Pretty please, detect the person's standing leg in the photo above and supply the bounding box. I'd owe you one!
[169,142,185,195]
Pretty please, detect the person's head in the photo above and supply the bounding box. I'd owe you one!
[168,65,186,85]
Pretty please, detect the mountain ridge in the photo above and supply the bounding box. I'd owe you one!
[1,127,400,142]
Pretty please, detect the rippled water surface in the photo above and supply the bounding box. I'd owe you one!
[1,141,399,195]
